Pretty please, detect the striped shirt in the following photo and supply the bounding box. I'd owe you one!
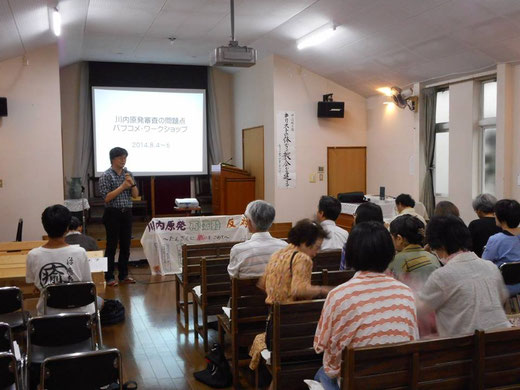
[227,232,287,278]
[314,271,419,377]
[98,167,134,208]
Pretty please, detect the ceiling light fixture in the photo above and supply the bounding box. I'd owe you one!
[377,87,393,97]
[297,25,337,50]
[51,7,61,37]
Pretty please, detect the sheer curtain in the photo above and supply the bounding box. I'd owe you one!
[72,62,93,193]
[421,87,436,217]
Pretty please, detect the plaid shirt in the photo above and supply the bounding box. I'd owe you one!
[98,168,133,208]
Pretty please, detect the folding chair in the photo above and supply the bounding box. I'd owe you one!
[43,282,103,346]
[40,348,122,390]
[0,287,29,331]
[0,322,14,353]
[500,261,520,285]
[26,313,96,390]
[0,352,20,389]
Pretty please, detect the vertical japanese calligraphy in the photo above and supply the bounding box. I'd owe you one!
[276,111,296,189]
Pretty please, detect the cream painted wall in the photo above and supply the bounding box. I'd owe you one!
[366,91,420,200]
[232,56,275,203]
[0,44,64,241]
[271,56,367,223]
[60,62,82,187]
[210,68,234,163]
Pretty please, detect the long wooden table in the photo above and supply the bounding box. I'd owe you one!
[0,250,106,297]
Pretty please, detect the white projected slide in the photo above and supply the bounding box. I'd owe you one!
[92,87,207,176]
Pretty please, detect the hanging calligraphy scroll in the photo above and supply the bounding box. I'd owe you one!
[276,111,296,189]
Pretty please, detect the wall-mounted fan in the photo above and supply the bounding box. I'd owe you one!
[390,87,418,112]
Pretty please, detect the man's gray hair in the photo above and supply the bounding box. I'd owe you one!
[472,193,497,214]
[244,200,276,232]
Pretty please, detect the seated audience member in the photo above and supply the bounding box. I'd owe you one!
[249,219,331,371]
[317,195,348,250]
[314,222,419,390]
[395,193,426,226]
[433,200,460,218]
[228,200,287,278]
[389,215,440,337]
[482,199,520,296]
[418,216,510,337]
[468,193,501,257]
[26,205,97,316]
[339,202,384,270]
[65,216,100,251]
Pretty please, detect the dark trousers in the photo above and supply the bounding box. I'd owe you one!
[103,207,132,281]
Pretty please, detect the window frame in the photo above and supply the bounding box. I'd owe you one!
[478,78,497,195]
[434,88,449,197]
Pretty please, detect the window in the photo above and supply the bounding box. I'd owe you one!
[434,89,449,196]
[479,80,497,195]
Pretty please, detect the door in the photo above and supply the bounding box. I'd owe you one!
[242,126,264,200]
[327,147,366,197]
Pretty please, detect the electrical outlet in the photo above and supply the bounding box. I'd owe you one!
[0,179,3,188]
[319,173,324,181]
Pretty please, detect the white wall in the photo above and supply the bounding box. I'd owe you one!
[232,56,275,203]
[0,44,64,240]
[272,56,367,222]
[366,91,420,200]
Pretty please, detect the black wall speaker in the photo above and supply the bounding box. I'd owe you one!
[0,98,7,117]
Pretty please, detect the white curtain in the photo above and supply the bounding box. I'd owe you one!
[207,68,223,165]
[72,62,93,193]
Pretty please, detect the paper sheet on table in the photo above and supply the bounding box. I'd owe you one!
[193,285,201,298]
[88,257,108,272]
[261,349,271,365]
[222,306,231,318]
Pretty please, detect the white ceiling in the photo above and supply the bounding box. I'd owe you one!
[2,0,520,96]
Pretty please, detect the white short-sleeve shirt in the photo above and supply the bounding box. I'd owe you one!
[320,220,348,250]
[26,245,94,315]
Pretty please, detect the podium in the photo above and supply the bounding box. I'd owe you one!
[211,164,256,215]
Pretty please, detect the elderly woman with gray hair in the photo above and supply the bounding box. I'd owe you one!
[468,193,502,257]
[227,200,287,278]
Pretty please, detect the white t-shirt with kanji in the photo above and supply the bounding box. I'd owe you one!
[26,245,94,315]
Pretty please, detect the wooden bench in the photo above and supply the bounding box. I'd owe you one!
[175,241,241,329]
[313,249,342,272]
[340,327,520,390]
[0,241,47,255]
[217,277,268,389]
[270,299,325,390]
[192,257,231,351]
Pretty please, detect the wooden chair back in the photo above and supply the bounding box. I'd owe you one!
[271,299,325,390]
[480,327,520,389]
[201,257,232,314]
[0,241,46,254]
[341,331,479,390]
[311,269,356,287]
[313,249,342,272]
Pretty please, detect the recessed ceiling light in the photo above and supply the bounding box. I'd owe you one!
[51,8,61,37]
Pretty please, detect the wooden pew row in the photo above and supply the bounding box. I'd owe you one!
[215,270,354,389]
[0,238,143,255]
[313,249,342,272]
[340,327,520,390]
[175,241,241,329]
[0,250,106,297]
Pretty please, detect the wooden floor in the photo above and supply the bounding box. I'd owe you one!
[99,263,246,390]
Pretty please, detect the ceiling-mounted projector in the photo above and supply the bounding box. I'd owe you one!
[211,0,256,68]
[211,41,257,67]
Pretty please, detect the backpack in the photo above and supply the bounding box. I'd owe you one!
[100,299,125,325]
[193,343,232,388]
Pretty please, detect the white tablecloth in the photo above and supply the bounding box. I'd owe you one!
[64,198,90,212]
[341,196,397,220]
[140,215,248,275]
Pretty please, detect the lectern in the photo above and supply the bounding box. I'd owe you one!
[211,164,255,215]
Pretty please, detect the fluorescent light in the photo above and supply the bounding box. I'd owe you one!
[297,26,336,50]
[52,8,61,37]
[377,87,393,96]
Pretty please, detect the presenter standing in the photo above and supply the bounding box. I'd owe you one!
[99,147,138,286]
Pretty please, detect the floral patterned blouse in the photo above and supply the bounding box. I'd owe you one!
[264,244,314,304]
